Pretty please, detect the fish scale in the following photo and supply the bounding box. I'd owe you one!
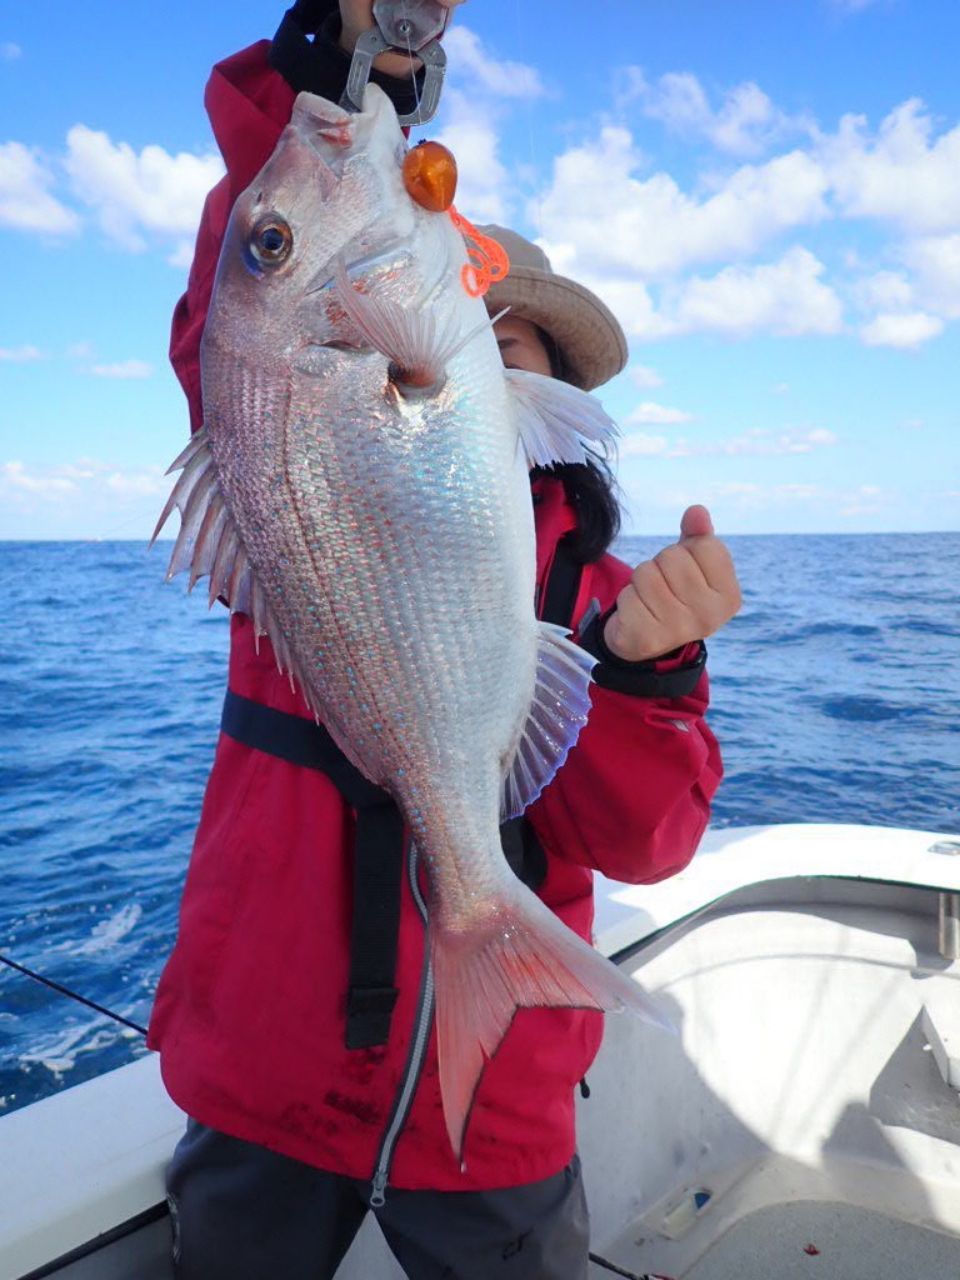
[156,82,670,1163]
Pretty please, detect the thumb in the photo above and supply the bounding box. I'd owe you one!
[679,504,714,542]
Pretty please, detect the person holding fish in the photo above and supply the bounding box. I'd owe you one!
[148,2,741,1277]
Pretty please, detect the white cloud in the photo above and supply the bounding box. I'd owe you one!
[1,42,21,60]
[860,311,944,348]
[630,70,811,157]
[567,276,666,341]
[430,28,544,228]
[0,141,79,234]
[89,359,154,379]
[3,461,77,495]
[711,482,762,497]
[541,247,843,342]
[620,432,670,458]
[707,479,881,511]
[1,459,165,503]
[0,344,42,362]
[670,426,838,458]
[662,247,843,338]
[626,401,694,425]
[443,28,544,100]
[64,124,223,251]
[839,484,887,517]
[627,364,664,389]
[105,469,165,495]
[535,126,830,282]
[435,92,508,224]
[820,100,960,235]
[902,234,960,319]
[167,239,196,270]
[854,270,914,311]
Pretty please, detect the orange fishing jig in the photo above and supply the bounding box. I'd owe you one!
[402,141,458,213]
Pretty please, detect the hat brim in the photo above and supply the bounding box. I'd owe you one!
[485,267,627,392]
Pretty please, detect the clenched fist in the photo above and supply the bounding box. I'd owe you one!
[603,505,741,663]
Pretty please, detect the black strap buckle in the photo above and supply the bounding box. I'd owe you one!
[345,985,400,1050]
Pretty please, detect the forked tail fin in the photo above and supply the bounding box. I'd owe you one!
[432,886,674,1165]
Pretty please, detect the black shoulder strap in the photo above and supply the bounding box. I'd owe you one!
[221,690,403,1050]
[218,544,580,1049]
[538,535,584,628]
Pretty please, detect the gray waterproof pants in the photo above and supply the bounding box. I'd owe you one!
[166,1118,590,1280]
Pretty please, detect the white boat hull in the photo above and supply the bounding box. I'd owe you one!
[4,823,960,1279]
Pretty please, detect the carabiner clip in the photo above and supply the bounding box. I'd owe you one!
[342,0,449,127]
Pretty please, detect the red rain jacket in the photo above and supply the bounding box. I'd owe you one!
[147,40,722,1191]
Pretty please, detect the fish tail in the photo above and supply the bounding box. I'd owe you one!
[431,888,673,1165]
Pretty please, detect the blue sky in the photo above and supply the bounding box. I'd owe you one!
[1,0,958,538]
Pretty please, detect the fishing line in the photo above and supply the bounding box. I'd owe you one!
[588,1253,672,1280]
[399,0,424,127]
[0,951,148,1037]
[514,0,545,237]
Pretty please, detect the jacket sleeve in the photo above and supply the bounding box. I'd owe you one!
[525,556,723,885]
[170,41,294,432]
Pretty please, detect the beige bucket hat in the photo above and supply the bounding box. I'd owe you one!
[476,224,628,392]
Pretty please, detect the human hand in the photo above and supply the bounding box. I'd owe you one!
[603,505,742,663]
[339,0,466,78]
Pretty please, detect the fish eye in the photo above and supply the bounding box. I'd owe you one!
[249,215,293,266]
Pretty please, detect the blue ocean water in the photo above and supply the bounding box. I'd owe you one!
[1,534,958,1115]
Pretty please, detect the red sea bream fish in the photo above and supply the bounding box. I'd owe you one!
[156,85,670,1160]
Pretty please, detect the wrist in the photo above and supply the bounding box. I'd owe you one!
[602,609,687,664]
[603,612,677,664]
[579,607,707,699]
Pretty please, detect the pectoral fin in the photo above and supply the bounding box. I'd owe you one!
[507,368,618,469]
[333,257,492,388]
[501,621,596,821]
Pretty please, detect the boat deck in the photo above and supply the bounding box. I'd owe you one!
[594,1194,960,1280]
[687,1202,960,1278]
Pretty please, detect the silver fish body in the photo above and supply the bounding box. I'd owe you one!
[158,85,669,1160]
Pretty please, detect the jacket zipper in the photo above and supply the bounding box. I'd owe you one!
[369,838,434,1208]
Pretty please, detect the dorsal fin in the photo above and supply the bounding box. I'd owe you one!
[153,429,313,703]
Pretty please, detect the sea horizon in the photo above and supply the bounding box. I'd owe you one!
[3,528,959,545]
